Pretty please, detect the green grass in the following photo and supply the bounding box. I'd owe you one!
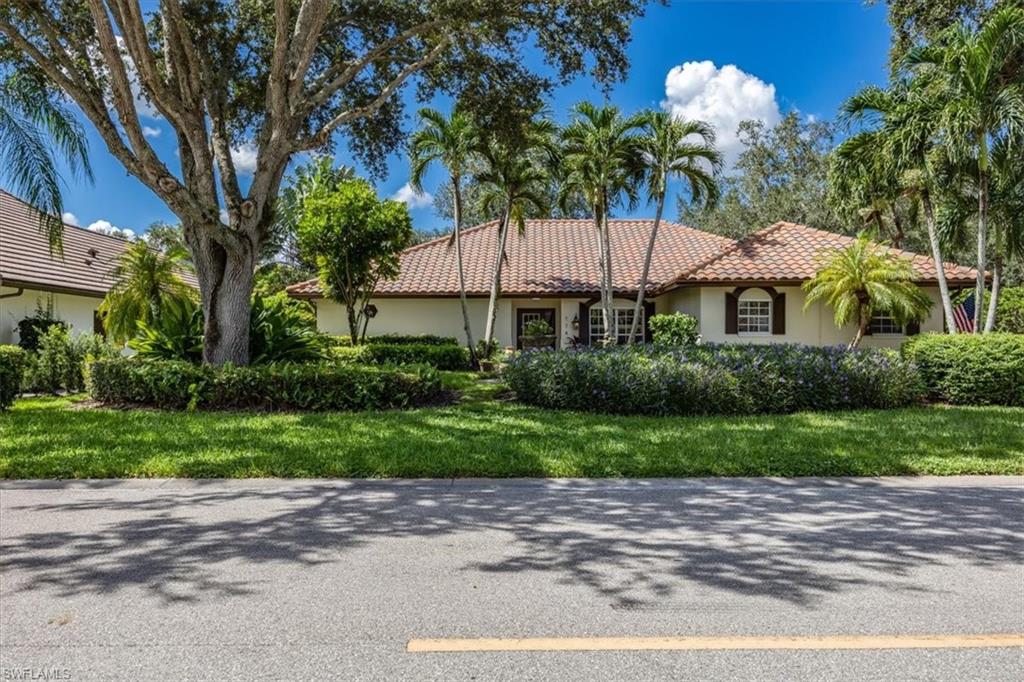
[1,372,1021,478]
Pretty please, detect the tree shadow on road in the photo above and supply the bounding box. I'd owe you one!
[2,478,1021,607]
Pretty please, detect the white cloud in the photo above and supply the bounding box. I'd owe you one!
[142,125,161,138]
[111,36,161,120]
[87,219,135,240]
[61,212,79,227]
[230,143,259,175]
[661,60,781,166]
[391,182,432,209]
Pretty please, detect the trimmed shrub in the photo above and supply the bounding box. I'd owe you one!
[902,333,1024,406]
[89,358,444,411]
[0,345,26,410]
[326,341,470,370]
[503,344,925,416]
[649,312,699,346]
[23,327,118,394]
[329,333,459,347]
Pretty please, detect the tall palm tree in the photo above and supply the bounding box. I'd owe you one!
[559,102,646,345]
[98,239,195,344]
[803,235,933,350]
[410,109,480,366]
[476,126,553,350]
[0,71,92,253]
[839,82,958,333]
[626,111,721,344]
[903,5,1024,332]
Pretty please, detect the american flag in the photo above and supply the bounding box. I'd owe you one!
[952,293,975,333]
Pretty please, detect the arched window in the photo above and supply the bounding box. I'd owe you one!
[737,289,772,335]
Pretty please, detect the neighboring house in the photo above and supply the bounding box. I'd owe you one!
[0,190,195,345]
[288,218,979,349]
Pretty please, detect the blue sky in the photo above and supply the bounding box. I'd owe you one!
[52,0,892,237]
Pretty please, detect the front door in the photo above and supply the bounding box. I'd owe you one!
[516,308,556,349]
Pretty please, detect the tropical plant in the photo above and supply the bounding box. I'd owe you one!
[0,70,91,252]
[559,102,646,344]
[410,108,481,367]
[838,81,958,332]
[477,118,555,348]
[3,2,648,365]
[15,299,64,352]
[803,235,933,349]
[98,239,196,344]
[903,4,1024,331]
[248,294,322,365]
[627,111,721,343]
[129,297,205,364]
[296,179,413,343]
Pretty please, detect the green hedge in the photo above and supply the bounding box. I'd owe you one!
[504,344,925,416]
[328,342,470,370]
[329,333,459,347]
[649,312,699,346]
[89,358,444,411]
[0,345,26,410]
[902,333,1024,406]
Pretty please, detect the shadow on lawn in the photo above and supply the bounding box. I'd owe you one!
[2,478,1021,607]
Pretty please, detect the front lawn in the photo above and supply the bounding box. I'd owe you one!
[0,372,1020,478]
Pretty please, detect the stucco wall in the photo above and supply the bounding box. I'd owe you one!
[0,287,101,345]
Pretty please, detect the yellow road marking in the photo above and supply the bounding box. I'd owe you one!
[407,633,1024,653]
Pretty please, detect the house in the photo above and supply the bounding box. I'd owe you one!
[0,190,196,345]
[293,217,978,349]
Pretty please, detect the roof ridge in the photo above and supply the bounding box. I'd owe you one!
[400,219,500,255]
[661,222,785,288]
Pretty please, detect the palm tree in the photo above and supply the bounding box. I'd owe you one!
[803,235,933,350]
[410,109,480,366]
[903,5,1024,332]
[0,71,92,253]
[559,102,646,345]
[839,82,958,333]
[476,123,554,350]
[98,239,195,344]
[627,111,721,343]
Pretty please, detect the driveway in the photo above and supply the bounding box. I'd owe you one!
[1,477,1022,680]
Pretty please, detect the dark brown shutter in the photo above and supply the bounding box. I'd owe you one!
[772,293,786,335]
[643,301,656,343]
[578,301,590,345]
[725,292,738,334]
[905,319,920,336]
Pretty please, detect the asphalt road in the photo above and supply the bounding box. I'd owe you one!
[1,477,1022,681]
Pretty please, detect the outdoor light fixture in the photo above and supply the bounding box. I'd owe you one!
[363,304,378,318]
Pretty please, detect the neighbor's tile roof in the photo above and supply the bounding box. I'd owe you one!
[659,221,979,289]
[1,189,197,297]
[287,219,735,297]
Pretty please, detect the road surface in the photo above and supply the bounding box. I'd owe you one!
[1,477,1022,680]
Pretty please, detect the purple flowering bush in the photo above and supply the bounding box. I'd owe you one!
[503,343,925,416]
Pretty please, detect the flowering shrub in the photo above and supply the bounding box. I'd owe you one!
[503,343,925,416]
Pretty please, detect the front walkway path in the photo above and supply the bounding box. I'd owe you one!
[1,477,1022,680]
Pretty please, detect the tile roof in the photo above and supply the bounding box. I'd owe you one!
[1,189,197,297]
[288,218,736,298]
[660,221,979,289]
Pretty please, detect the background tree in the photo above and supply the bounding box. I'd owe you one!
[559,102,646,344]
[410,108,480,366]
[627,111,720,343]
[868,0,997,68]
[802,235,933,349]
[98,239,195,344]
[0,69,91,252]
[1,0,651,365]
[903,5,1024,331]
[680,113,843,238]
[297,179,412,343]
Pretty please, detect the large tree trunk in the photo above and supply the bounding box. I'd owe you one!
[627,189,664,344]
[921,191,957,334]
[187,222,256,366]
[984,251,1001,333]
[483,205,511,349]
[974,136,989,334]
[452,178,478,367]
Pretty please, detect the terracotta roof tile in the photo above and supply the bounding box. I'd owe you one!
[662,221,979,288]
[1,189,197,296]
[288,218,735,298]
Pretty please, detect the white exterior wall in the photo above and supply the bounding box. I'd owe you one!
[0,287,101,345]
[656,285,945,348]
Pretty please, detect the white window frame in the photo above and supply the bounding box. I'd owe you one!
[589,305,644,345]
[869,311,904,336]
[737,294,772,336]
